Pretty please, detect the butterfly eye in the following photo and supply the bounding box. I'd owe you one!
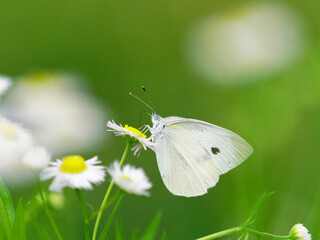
[153,114,160,121]
[211,147,220,155]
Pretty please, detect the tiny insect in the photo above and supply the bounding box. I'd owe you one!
[131,87,253,197]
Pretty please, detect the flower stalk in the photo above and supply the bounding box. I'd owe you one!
[197,227,292,240]
[99,191,125,240]
[75,189,90,240]
[196,227,243,240]
[246,228,290,239]
[36,177,63,240]
[92,140,131,240]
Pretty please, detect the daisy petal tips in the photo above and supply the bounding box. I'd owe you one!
[40,155,106,193]
[22,146,51,170]
[107,120,154,155]
[107,161,152,196]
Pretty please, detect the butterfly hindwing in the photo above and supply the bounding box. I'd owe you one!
[154,124,220,197]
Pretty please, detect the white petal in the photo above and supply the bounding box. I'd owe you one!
[107,161,152,196]
[41,155,106,192]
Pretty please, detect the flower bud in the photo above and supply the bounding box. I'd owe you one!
[290,224,312,240]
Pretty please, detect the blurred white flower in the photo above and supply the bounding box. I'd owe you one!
[290,224,312,240]
[0,116,52,183]
[0,71,108,155]
[40,155,106,193]
[187,2,305,85]
[0,75,12,95]
[22,146,51,170]
[107,120,154,155]
[107,161,152,196]
[0,116,34,182]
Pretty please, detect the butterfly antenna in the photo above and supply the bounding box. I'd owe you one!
[139,110,151,127]
[142,86,157,113]
[129,92,155,112]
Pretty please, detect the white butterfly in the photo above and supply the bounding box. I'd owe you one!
[149,114,253,197]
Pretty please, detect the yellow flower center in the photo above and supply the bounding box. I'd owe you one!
[121,175,132,181]
[59,155,87,174]
[26,72,53,83]
[0,122,18,140]
[124,125,146,138]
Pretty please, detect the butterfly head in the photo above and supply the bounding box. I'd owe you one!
[151,113,161,124]
[151,113,164,128]
[150,113,164,139]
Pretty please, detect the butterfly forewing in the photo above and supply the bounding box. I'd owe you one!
[164,117,254,174]
[154,124,220,197]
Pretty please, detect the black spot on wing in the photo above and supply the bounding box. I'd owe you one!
[211,147,220,155]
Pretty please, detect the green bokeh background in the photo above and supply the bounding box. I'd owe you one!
[1,0,320,239]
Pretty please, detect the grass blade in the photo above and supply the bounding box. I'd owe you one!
[0,177,14,239]
[242,192,275,227]
[140,212,162,240]
[12,199,26,240]
[115,221,124,240]
[0,198,12,239]
[159,229,166,240]
[31,213,52,240]
[0,177,14,224]
[130,229,139,240]
[99,193,124,240]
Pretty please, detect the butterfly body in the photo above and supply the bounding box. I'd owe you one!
[150,114,253,197]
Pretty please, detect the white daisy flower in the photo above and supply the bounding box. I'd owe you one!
[22,146,51,170]
[107,161,152,196]
[0,76,12,95]
[290,224,312,240]
[40,155,106,193]
[0,116,52,184]
[0,116,35,183]
[107,120,154,155]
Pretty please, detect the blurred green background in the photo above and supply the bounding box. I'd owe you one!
[1,0,319,239]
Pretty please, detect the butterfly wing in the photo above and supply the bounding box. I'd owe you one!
[154,124,221,197]
[163,117,254,174]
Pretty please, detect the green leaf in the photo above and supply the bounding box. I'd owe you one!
[0,177,14,239]
[130,229,139,240]
[0,199,11,239]
[31,213,52,240]
[0,177,14,223]
[0,227,6,240]
[115,221,124,240]
[242,192,275,228]
[12,199,26,240]
[140,212,162,240]
[159,230,166,240]
[99,192,125,240]
[88,191,122,223]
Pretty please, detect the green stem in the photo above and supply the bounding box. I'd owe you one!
[243,232,249,240]
[87,191,122,223]
[92,141,131,240]
[75,189,90,240]
[237,232,247,240]
[246,229,290,239]
[36,178,63,240]
[99,192,125,240]
[196,227,243,240]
